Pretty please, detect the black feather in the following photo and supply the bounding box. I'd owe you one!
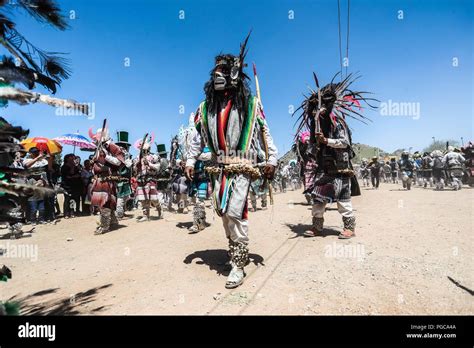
[293,72,378,139]
[0,142,24,153]
[204,32,253,115]
[0,117,29,140]
[0,55,58,92]
[17,0,68,30]
[0,14,15,37]
[42,55,70,81]
[3,27,71,84]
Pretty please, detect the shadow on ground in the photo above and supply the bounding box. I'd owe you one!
[291,202,312,206]
[7,283,113,315]
[176,222,193,229]
[100,224,128,235]
[183,249,264,275]
[285,223,341,239]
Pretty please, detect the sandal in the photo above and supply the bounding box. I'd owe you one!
[338,229,356,239]
[303,228,321,237]
[137,216,149,223]
[225,267,246,289]
[188,225,201,234]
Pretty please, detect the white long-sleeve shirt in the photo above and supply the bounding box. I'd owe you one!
[185,100,278,168]
[326,138,349,149]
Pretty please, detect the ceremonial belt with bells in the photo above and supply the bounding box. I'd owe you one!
[206,156,261,180]
[137,174,170,184]
[97,175,130,183]
[325,169,355,177]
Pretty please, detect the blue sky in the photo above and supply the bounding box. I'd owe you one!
[2,0,473,157]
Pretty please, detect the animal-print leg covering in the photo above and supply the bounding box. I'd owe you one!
[231,242,249,268]
[342,216,356,232]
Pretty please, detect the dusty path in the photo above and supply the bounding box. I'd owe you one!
[1,183,472,315]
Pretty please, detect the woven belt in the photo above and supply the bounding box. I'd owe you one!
[217,156,256,166]
[206,163,261,180]
[98,176,129,182]
[326,169,355,177]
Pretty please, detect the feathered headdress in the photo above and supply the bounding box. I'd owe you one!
[204,31,252,113]
[89,127,110,143]
[298,130,310,144]
[134,133,155,151]
[293,72,378,138]
[213,30,252,84]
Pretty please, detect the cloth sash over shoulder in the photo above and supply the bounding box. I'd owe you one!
[195,96,265,219]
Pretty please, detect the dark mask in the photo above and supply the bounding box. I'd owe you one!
[213,56,241,91]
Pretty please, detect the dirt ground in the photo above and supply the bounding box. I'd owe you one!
[1,182,473,315]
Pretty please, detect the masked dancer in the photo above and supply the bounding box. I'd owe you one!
[133,134,165,221]
[185,34,278,288]
[90,124,126,235]
[294,73,376,239]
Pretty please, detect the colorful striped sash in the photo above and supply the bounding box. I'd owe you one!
[198,96,260,157]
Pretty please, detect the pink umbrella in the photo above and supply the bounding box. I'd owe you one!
[54,133,96,154]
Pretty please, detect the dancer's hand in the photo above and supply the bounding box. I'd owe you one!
[315,132,328,145]
[185,166,194,180]
[263,164,276,180]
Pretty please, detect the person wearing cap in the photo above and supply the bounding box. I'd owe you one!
[389,157,399,184]
[23,147,48,169]
[23,147,50,224]
[412,151,423,186]
[359,158,370,187]
[398,151,416,190]
[115,131,133,219]
[367,156,381,189]
[382,161,392,183]
[442,145,466,190]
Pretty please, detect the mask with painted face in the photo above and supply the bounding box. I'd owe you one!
[204,32,253,114]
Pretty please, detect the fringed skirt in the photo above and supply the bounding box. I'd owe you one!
[136,182,160,202]
[91,180,117,210]
[310,173,351,204]
[303,160,317,191]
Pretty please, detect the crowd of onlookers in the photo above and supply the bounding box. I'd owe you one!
[10,147,95,225]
